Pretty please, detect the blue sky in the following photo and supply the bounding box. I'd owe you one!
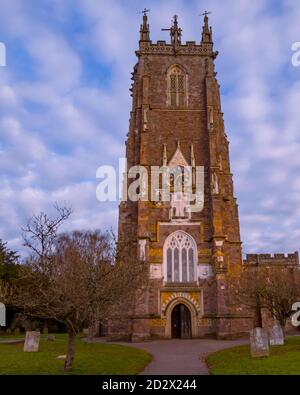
[0,0,300,257]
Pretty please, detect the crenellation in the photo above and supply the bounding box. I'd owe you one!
[260,254,271,259]
[137,42,214,56]
[244,252,299,266]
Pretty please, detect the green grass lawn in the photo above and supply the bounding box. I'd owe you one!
[0,334,152,375]
[207,336,300,375]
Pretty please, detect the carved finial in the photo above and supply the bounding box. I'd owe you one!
[191,144,195,167]
[162,15,182,48]
[163,144,167,166]
[173,14,179,27]
[141,8,150,16]
[202,10,211,18]
[177,139,181,150]
[140,8,150,42]
[200,11,212,43]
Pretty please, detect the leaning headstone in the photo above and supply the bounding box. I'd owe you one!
[47,334,55,341]
[269,325,284,345]
[250,327,269,358]
[24,331,40,352]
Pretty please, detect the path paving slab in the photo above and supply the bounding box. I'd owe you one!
[127,338,248,375]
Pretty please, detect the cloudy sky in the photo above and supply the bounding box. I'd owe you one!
[0,0,299,257]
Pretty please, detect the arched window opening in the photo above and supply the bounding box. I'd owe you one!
[168,66,186,107]
[165,231,197,283]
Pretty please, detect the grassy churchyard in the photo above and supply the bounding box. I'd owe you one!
[207,336,300,375]
[2,333,300,375]
[0,334,151,375]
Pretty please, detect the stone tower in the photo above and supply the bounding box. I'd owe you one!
[118,12,248,340]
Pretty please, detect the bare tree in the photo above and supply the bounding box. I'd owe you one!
[228,263,267,328]
[1,206,147,371]
[262,266,300,334]
[228,263,300,334]
[21,203,72,266]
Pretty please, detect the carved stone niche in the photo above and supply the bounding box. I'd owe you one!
[198,264,213,279]
[138,239,147,261]
[150,264,163,279]
[215,240,224,247]
[169,191,191,222]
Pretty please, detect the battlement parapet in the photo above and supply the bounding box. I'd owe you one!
[243,251,299,266]
[136,41,215,57]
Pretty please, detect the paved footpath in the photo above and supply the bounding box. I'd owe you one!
[128,338,248,375]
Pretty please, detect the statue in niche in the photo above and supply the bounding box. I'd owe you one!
[170,191,190,220]
[211,172,219,195]
[138,239,147,261]
[218,155,223,171]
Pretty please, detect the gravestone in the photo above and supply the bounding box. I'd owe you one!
[43,327,48,335]
[47,334,55,341]
[24,331,40,352]
[250,327,269,358]
[269,325,284,345]
[0,303,5,326]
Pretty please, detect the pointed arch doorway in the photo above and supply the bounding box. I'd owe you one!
[171,303,191,339]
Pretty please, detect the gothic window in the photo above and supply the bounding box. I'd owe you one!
[168,65,187,107]
[164,231,197,283]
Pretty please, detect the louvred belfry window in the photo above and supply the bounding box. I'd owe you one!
[168,66,186,107]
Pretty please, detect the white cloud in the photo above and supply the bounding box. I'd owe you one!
[0,0,299,257]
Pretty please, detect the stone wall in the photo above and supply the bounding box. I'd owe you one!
[243,252,299,266]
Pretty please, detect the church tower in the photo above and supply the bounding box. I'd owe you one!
[118,12,248,340]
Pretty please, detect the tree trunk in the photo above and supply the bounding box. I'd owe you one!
[64,331,76,371]
[253,303,263,328]
[279,317,286,339]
